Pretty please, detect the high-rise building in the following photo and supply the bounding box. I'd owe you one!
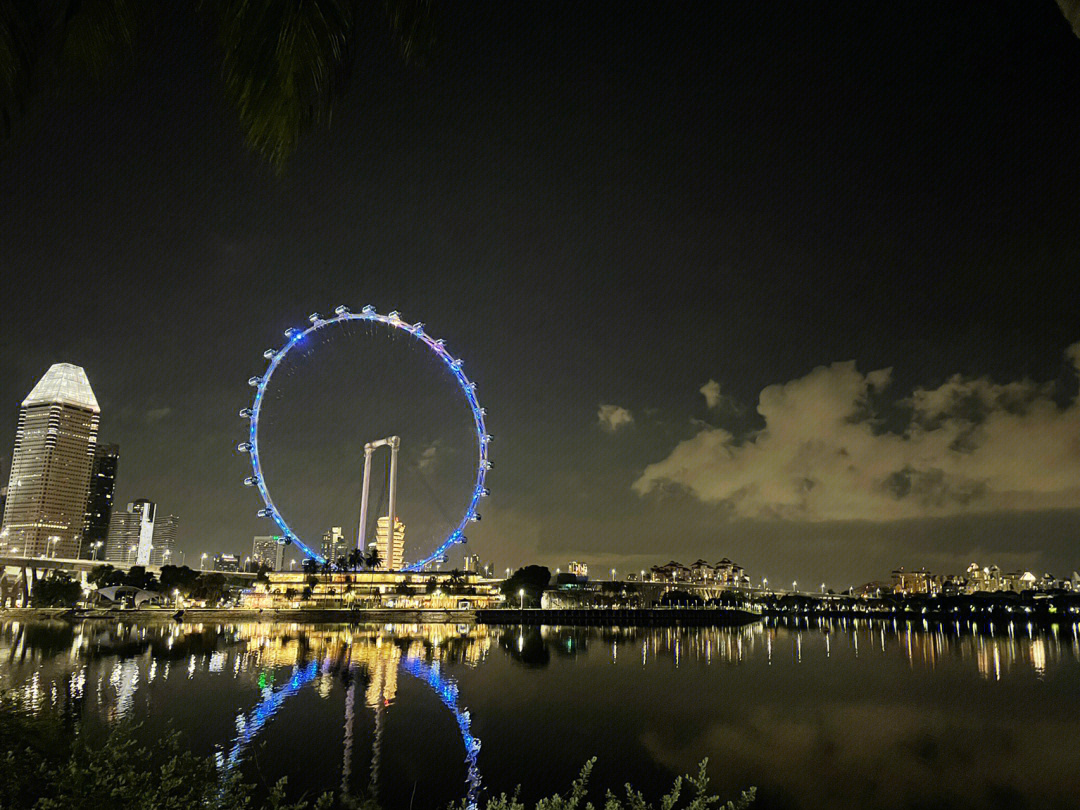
[0,364,99,559]
[214,553,240,572]
[82,443,119,559]
[463,554,482,573]
[149,513,178,566]
[373,516,405,571]
[106,500,156,565]
[252,536,285,571]
[322,526,347,564]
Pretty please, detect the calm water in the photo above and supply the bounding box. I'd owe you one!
[2,618,1080,809]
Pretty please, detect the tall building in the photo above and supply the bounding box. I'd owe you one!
[463,554,482,573]
[82,443,119,559]
[0,364,100,558]
[149,513,178,566]
[322,526,347,563]
[106,500,156,565]
[373,516,405,571]
[252,535,285,571]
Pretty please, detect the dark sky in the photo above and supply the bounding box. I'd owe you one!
[3,1,1080,586]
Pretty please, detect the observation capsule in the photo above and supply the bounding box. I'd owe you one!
[237,442,252,453]
[334,305,350,315]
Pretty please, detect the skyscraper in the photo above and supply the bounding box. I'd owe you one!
[0,364,99,558]
[322,526,347,563]
[252,536,285,571]
[106,500,156,565]
[373,516,405,571]
[82,443,118,559]
[149,513,178,566]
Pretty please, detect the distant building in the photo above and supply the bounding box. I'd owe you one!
[891,567,935,595]
[214,553,240,572]
[149,513,178,566]
[0,364,100,559]
[106,500,156,565]
[252,536,285,571]
[568,560,588,578]
[82,443,118,559]
[322,526,348,564]
[463,554,482,573]
[373,516,404,570]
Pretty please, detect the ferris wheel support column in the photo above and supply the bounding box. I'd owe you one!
[357,445,375,553]
[386,436,400,570]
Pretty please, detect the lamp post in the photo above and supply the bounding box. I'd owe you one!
[201,552,208,570]
[611,567,616,581]
[47,536,59,559]
[244,556,251,572]
[792,580,798,593]
[289,559,296,570]
[90,541,102,561]
[519,588,525,610]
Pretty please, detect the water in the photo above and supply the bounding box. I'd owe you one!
[2,618,1080,809]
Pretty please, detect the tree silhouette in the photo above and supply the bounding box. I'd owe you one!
[364,546,381,570]
[0,1,436,171]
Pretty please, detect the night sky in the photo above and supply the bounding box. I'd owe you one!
[3,2,1080,587]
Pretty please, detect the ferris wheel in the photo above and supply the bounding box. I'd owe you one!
[237,305,491,571]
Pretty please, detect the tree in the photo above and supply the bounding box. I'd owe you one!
[347,548,363,571]
[394,581,413,596]
[159,564,201,595]
[31,572,82,607]
[122,565,158,591]
[364,546,381,570]
[191,573,228,606]
[0,1,436,172]
[88,564,124,588]
[500,565,551,607]
[301,558,319,576]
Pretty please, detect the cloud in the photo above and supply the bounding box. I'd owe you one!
[418,441,438,471]
[145,407,172,423]
[700,379,722,409]
[597,404,634,432]
[634,343,1080,521]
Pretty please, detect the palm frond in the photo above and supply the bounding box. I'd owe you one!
[1058,0,1080,40]
[207,0,355,171]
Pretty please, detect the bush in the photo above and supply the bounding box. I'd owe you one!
[449,758,755,810]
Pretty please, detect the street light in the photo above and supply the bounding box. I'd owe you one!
[47,536,60,558]
[90,541,102,561]
[201,552,208,570]
[611,567,616,581]
[519,588,525,610]
[289,559,296,570]
[792,580,798,592]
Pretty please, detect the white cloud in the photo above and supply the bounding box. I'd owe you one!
[417,441,438,471]
[634,343,1080,521]
[700,379,722,409]
[145,407,172,423]
[598,404,634,433]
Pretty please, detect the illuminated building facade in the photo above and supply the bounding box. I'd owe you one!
[322,526,347,563]
[568,560,588,577]
[82,443,118,559]
[214,553,240,572]
[106,500,156,565]
[0,364,100,559]
[373,516,405,571]
[252,535,285,571]
[149,513,178,566]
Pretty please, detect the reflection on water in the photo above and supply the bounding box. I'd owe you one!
[2,617,1080,809]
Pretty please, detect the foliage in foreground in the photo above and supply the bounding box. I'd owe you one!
[1,697,752,810]
[0,698,333,810]
[450,758,755,810]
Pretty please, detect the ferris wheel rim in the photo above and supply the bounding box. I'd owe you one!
[240,307,489,570]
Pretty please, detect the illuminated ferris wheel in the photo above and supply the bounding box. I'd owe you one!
[237,305,491,570]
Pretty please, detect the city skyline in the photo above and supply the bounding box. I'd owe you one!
[2,3,1080,585]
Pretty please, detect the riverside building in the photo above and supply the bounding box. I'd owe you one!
[252,535,285,571]
[373,516,405,570]
[105,500,156,565]
[82,443,118,559]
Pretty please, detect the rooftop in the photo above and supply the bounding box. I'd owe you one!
[22,363,99,413]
